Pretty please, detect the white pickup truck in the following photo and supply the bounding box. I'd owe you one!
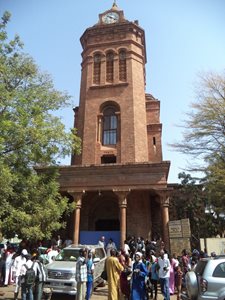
[44,244,107,295]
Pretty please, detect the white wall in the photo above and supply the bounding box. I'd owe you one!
[200,238,225,255]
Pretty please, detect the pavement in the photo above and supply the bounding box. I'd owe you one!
[0,284,178,300]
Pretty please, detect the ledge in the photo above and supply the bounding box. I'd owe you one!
[90,82,128,89]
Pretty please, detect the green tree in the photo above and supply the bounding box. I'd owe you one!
[204,155,225,237]
[171,71,225,236]
[0,12,81,240]
[172,71,225,166]
[170,172,216,243]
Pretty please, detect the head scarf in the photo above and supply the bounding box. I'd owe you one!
[135,252,142,258]
[22,249,28,255]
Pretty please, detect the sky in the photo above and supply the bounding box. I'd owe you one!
[1,0,225,183]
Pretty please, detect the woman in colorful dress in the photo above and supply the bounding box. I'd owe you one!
[169,253,179,295]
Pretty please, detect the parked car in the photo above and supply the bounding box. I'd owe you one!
[181,256,225,300]
[44,244,107,295]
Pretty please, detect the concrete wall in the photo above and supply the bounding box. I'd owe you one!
[200,238,225,255]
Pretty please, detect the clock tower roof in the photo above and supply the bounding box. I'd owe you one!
[80,3,146,63]
[111,1,119,10]
[97,3,127,26]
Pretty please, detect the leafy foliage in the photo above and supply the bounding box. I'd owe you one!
[171,71,225,237]
[171,71,225,165]
[0,12,80,240]
[203,155,225,237]
[170,172,216,242]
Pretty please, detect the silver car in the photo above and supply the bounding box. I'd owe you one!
[182,257,225,300]
[45,244,107,295]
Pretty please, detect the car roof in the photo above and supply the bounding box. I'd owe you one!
[64,244,103,249]
[198,257,225,262]
[214,255,225,259]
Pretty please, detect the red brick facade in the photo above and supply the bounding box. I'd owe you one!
[58,4,171,248]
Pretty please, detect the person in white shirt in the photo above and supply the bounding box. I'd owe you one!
[106,238,117,257]
[20,254,37,300]
[47,245,59,263]
[4,245,14,286]
[76,248,88,300]
[123,240,130,255]
[32,254,47,300]
[56,235,62,248]
[158,250,171,300]
[12,249,28,300]
[98,236,105,248]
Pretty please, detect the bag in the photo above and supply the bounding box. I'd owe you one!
[123,267,132,277]
[101,270,108,281]
[23,262,36,286]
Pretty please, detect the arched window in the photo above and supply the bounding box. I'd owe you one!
[93,54,101,84]
[102,106,117,145]
[106,52,114,83]
[119,50,127,81]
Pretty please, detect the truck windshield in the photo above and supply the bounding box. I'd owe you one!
[55,249,80,261]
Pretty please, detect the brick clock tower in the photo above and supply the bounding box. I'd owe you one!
[57,3,171,249]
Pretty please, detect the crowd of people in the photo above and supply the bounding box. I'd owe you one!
[98,235,216,300]
[0,234,217,300]
[0,236,68,300]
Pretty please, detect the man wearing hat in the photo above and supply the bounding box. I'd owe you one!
[12,249,28,300]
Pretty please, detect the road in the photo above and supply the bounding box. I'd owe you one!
[0,284,108,300]
[0,283,177,300]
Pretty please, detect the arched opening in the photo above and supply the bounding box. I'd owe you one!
[95,219,120,231]
[90,194,119,231]
[79,192,120,246]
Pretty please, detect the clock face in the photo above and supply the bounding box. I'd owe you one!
[102,12,119,24]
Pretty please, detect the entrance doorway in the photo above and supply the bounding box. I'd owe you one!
[95,219,120,231]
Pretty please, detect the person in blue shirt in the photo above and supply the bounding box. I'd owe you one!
[150,258,159,299]
[86,250,94,300]
[131,252,148,300]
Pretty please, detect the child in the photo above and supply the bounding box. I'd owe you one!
[175,265,183,300]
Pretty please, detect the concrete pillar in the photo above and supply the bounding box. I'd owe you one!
[68,191,83,245]
[159,192,170,251]
[97,114,103,142]
[113,190,129,249]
